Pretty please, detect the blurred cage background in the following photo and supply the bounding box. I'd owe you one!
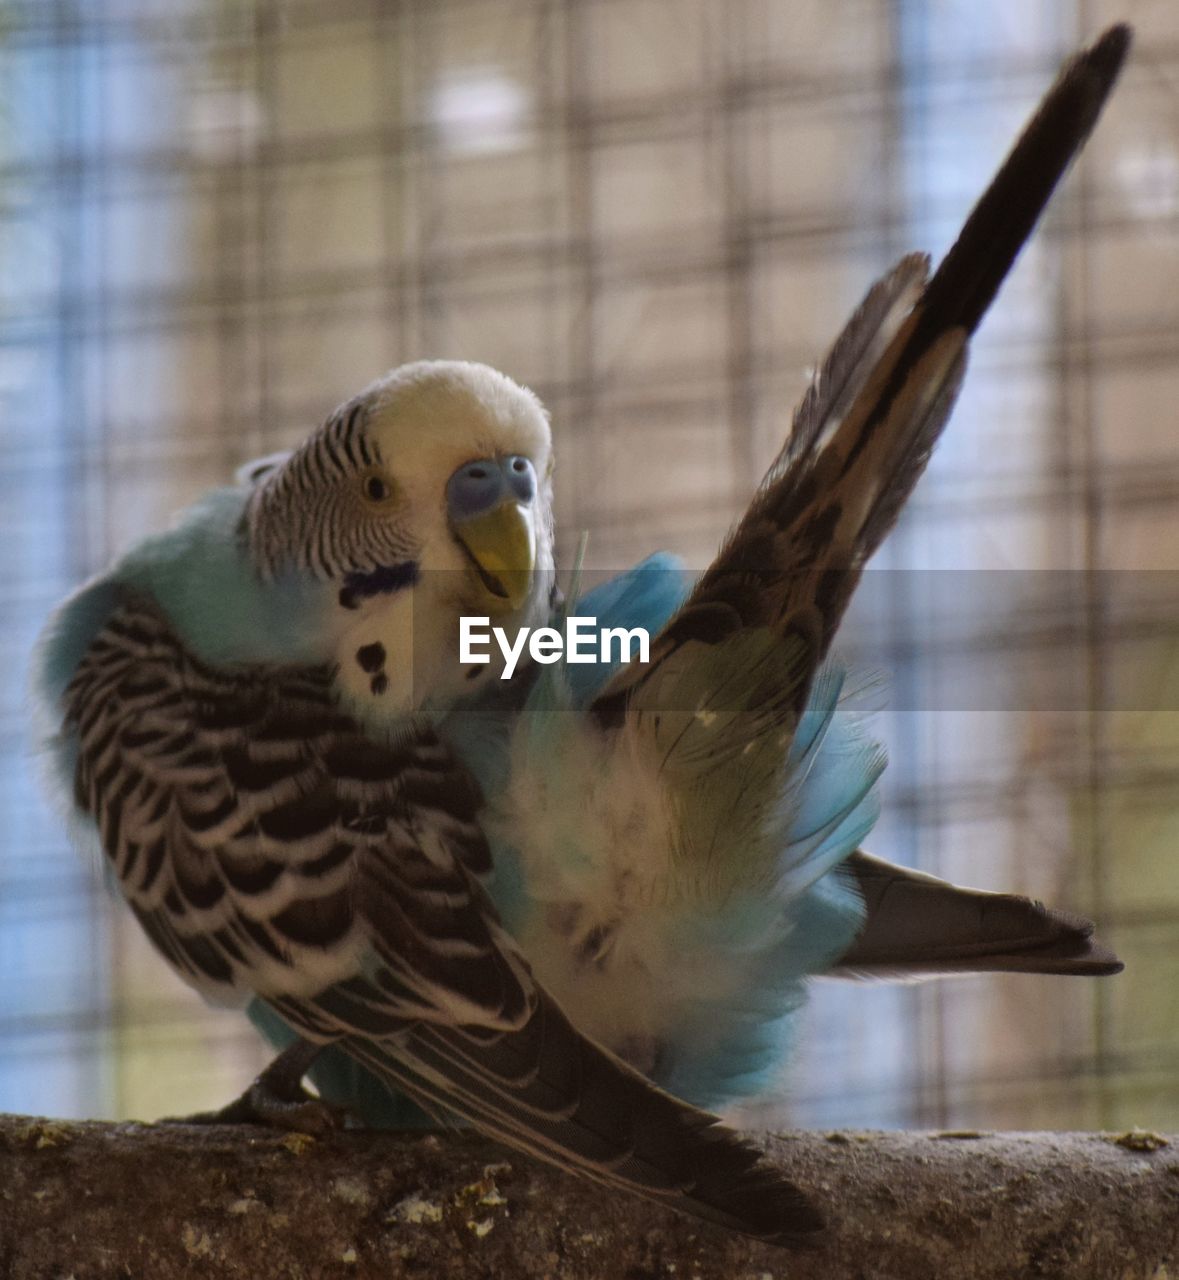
[2,0,1178,1132]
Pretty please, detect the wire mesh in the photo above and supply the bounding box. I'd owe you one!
[2,0,1178,1132]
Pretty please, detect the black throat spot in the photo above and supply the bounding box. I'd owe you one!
[339,561,419,610]
[355,641,386,674]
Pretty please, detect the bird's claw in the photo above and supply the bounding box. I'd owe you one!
[161,1081,348,1135]
[160,1041,351,1134]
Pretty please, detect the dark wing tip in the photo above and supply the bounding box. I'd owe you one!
[744,1184,826,1247]
[1069,953,1125,977]
[1040,22,1132,159]
[645,1107,826,1246]
[920,21,1131,340]
[1086,23,1133,82]
[692,1135,826,1244]
[765,1193,826,1246]
[693,1170,824,1246]
[1028,905,1125,976]
[838,852,1126,979]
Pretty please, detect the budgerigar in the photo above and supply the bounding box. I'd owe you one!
[32,25,1128,1245]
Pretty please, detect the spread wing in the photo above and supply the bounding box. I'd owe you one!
[591,26,1130,742]
[61,592,820,1245]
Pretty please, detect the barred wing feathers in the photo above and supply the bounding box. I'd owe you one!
[62,593,820,1245]
[64,597,510,1019]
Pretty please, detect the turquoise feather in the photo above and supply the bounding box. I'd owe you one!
[36,487,332,683]
[491,558,876,1112]
[33,484,333,841]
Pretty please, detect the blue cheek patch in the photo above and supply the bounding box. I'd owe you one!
[338,561,419,610]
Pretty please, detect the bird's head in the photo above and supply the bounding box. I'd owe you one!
[245,359,556,718]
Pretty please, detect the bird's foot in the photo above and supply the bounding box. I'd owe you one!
[163,1082,347,1135]
[161,1038,349,1135]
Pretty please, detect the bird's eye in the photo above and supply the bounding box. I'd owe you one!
[360,469,396,505]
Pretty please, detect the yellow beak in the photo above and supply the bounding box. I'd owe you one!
[453,500,536,612]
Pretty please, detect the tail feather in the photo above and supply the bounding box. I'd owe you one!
[833,850,1123,978]
[336,988,822,1246]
